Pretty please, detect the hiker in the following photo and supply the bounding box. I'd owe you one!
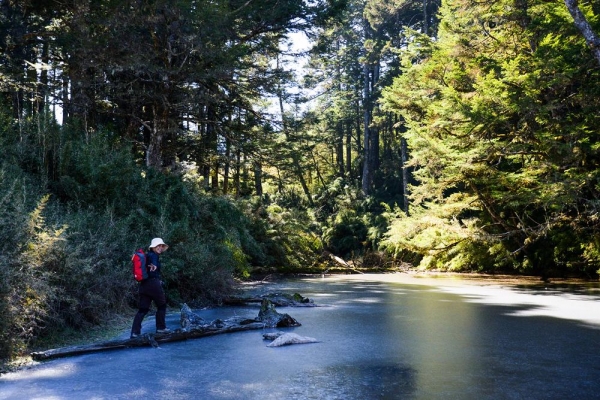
[130,238,171,338]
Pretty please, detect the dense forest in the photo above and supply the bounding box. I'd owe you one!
[1,0,599,362]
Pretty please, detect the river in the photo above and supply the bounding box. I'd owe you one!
[2,273,600,399]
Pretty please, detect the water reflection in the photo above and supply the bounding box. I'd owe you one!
[391,289,483,398]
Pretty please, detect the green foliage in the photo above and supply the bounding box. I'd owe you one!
[53,129,140,212]
[381,0,600,275]
[0,119,282,362]
[3,0,600,366]
[0,176,64,359]
[313,178,390,258]
[238,196,323,272]
[322,209,368,257]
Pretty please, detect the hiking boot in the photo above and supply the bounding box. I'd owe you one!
[130,333,140,339]
[156,328,171,334]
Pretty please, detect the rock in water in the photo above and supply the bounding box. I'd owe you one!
[266,332,318,347]
[180,303,205,331]
[263,331,285,341]
[258,299,301,327]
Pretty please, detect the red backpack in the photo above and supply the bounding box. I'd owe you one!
[131,249,148,282]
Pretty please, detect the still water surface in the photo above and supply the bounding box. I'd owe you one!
[2,273,600,399]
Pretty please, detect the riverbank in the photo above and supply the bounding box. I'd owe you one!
[0,308,183,374]
[244,269,599,290]
[0,315,128,374]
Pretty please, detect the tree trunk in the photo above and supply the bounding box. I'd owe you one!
[423,0,429,35]
[234,147,241,196]
[242,151,249,195]
[336,121,344,177]
[564,0,600,66]
[401,136,409,214]
[31,320,267,361]
[224,134,231,194]
[212,160,219,191]
[371,125,379,171]
[361,62,372,195]
[146,104,166,169]
[346,121,352,179]
[277,66,314,205]
[254,160,263,198]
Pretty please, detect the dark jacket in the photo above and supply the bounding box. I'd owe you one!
[146,249,162,280]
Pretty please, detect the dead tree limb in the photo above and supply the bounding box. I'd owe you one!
[222,292,316,307]
[324,251,364,274]
[31,300,300,361]
[564,0,600,66]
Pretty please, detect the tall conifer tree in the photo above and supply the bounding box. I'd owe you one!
[382,0,600,274]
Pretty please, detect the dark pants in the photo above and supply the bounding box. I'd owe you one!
[131,278,167,335]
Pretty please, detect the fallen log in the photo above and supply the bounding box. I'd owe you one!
[31,300,301,361]
[222,292,316,307]
[324,251,364,274]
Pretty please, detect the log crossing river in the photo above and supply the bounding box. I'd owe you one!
[2,273,600,399]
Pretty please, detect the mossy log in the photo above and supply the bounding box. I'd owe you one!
[31,300,301,361]
[222,292,316,307]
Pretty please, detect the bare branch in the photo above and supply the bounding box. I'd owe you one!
[564,0,600,66]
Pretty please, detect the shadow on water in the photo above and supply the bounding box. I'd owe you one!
[285,363,417,399]
[205,362,417,400]
[513,282,600,297]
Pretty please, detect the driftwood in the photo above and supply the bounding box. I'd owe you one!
[223,292,316,307]
[31,300,301,361]
[263,331,319,347]
[324,251,364,274]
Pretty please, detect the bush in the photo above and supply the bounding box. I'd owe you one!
[322,209,368,257]
[0,172,62,360]
[0,123,275,362]
[233,197,324,273]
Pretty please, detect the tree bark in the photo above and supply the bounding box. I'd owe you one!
[361,61,372,195]
[222,292,315,307]
[337,121,345,177]
[254,160,263,198]
[423,0,429,35]
[146,104,165,169]
[564,0,600,66]
[223,117,232,194]
[401,136,409,215]
[346,121,352,179]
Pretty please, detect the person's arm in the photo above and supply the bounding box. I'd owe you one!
[147,252,159,272]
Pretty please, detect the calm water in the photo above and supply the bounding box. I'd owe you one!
[2,273,600,399]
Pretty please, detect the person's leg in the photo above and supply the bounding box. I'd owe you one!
[153,282,168,331]
[131,288,152,336]
[145,279,168,331]
[155,302,167,331]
